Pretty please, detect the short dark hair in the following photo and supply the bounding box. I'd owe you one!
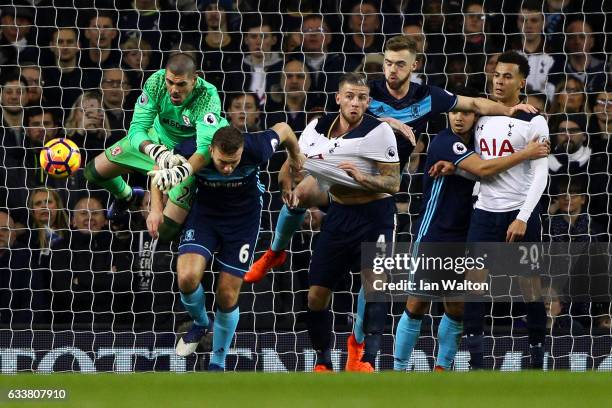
[212,126,244,154]
[24,106,55,124]
[520,0,543,13]
[463,0,484,12]
[88,10,117,24]
[497,51,530,78]
[338,72,369,89]
[302,14,326,27]
[450,85,480,99]
[556,176,586,196]
[52,26,78,38]
[225,92,258,111]
[384,35,418,54]
[0,69,26,87]
[242,15,278,33]
[166,53,197,77]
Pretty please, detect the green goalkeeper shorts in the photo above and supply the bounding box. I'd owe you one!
[104,135,195,211]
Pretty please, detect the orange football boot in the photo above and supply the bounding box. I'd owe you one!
[434,365,446,372]
[345,333,365,371]
[244,249,286,283]
[314,364,333,372]
[350,361,374,373]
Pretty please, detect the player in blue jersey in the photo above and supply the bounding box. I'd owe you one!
[369,35,539,170]
[392,86,550,371]
[147,123,303,370]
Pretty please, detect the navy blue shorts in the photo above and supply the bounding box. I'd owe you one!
[308,197,396,289]
[178,203,261,277]
[467,207,542,243]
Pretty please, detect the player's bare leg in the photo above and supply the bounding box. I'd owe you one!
[175,253,211,357]
[245,176,329,283]
[209,272,243,371]
[306,285,334,372]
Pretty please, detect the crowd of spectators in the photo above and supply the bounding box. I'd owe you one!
[0,0,611,333]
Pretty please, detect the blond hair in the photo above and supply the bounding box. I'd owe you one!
[64,90,112,138]
[28,188,69,249]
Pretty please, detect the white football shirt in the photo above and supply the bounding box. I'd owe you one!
[299,114,399,191]
[473,112,549,222]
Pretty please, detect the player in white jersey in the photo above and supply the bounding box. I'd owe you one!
[290,73,400,372]
[464,51,549,369]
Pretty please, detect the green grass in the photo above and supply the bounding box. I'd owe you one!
[1,371,610,408]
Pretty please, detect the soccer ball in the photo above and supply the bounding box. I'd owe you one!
[40,138,82,178]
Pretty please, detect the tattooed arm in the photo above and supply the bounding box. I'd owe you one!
[337,161,401,194]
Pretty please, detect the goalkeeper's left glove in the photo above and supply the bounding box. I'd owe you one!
[147,162,193,192]
[144,143,187,169]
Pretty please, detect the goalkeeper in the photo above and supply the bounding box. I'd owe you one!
[84,53,228,241]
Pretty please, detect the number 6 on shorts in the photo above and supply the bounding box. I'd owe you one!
[239,244,250,264]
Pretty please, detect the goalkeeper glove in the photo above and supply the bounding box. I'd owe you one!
[144,144,186,169]
[147,162,193,192]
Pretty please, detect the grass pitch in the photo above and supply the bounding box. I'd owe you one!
[1,371,609,408]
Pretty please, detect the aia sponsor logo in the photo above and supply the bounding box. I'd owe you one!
[479,138,514,156]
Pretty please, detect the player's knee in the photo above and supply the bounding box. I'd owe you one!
[445,302,464,318]
[177,267,201,293]
[307,292,328,311]
[407,299,429,316]
[216,288,239,311]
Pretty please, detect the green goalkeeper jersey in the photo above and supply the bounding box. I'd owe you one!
[127,69,228,159]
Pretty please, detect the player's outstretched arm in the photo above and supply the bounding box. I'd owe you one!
[457,137,550,178]
[272,122,305,173]
[378,117,416,146]
[146,174,165,239]
[273,123,305,208]
[338,161,401,194]
[278,161,299,208]
[453,95,538,116]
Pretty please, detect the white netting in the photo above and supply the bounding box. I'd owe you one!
[0,0,610,372]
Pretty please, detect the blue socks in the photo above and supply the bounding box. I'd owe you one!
[210,304,240,368]
[179,284,209,327]
[435,313,463,369]
[394,310,423,370]
[353,287,366,343]
[271,205,306,251]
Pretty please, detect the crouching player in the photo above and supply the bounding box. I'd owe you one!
[147,123,303,370]
[393,86,550,371]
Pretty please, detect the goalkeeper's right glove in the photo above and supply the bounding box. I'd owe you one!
[147,162,193,192]
[144,144,186,169]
